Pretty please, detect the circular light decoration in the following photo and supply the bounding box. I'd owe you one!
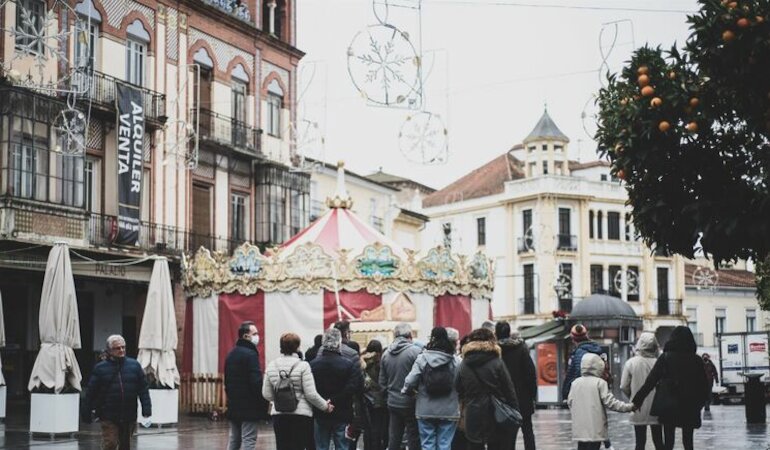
[1,0,92,94]
[692,266,718,291]
[399,111,448,165]
[55,108,87,155]
[581,94,600,140]
[347,23,422,107]
[613,269,639,296]
[291,119,325,160]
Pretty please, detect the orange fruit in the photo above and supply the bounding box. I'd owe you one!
[617,169,626,180]
[620,98,628,106]
[728,2,737,9]
[690,97,700,107]
[641,86,655,97]
[650,97,663,108]
[668,71,677,80]
[757,16,765,24]
[638,74,650,87]
[686,122,699,133]
[659,121,671,132]
[737,18,750,28]
[723,30,736,42]
[637,66,649,75]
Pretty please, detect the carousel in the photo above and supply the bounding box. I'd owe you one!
[179,163,494,412]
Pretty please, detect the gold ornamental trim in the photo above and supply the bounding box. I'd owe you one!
[182,242,495,298]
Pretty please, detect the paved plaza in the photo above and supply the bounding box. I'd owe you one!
[1,404,768,449]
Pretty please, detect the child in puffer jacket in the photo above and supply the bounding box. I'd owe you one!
[568,353,635,450]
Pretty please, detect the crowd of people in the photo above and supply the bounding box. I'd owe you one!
[77,321,714,450]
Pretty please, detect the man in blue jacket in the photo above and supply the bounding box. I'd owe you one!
[84,334,151,450]
[224,321,263,450]
[562,324,602,400]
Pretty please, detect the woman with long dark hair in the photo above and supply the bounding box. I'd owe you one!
[361,339,388,450]
[632,326,708,450]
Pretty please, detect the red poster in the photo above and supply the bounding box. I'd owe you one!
[537,342,558,386]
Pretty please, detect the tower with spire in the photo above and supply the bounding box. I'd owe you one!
[522,108,570,178]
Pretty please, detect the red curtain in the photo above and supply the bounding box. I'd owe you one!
[434,294,472,339]
[218,292,265,371]
[181,297,193,374]
[323,290,382,329]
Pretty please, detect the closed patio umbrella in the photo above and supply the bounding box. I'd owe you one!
[137,257,179,388]
[28,242,82,393]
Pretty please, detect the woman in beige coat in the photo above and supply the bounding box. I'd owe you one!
[568,353,635,450]
[621,332,663,450]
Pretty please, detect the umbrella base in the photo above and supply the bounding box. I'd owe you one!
[0,386,6,419]
[138,389,178,425]
[29,393,79,434]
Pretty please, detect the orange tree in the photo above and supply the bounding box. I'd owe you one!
[595,0,770,307]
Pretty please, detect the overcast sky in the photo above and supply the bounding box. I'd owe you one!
[295,0,698,190]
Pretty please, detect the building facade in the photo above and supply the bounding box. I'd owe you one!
[422,110,687,333]
[683,262,769,353]
[0,0,305,400]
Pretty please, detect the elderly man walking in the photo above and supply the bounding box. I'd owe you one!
[380,323,422,450]
[83,334,151,450]
[224,321,263,450]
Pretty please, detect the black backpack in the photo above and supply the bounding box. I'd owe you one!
[423,361,454,397]
[273,361,301,413]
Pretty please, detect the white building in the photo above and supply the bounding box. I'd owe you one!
[422,109,687,333]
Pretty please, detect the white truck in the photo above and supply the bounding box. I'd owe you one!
[717,331,770,403]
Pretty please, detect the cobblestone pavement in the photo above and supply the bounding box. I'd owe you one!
[1,404,768,449]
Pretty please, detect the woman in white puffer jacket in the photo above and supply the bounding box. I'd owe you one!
[262,333,333,450]
[621,332,663,450]
[568,353,635,450]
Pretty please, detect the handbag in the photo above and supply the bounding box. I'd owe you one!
[468,366,523,426]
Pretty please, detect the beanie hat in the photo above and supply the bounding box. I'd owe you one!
[571,324,589,342]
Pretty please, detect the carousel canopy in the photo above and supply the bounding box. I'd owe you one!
[183,162,495,298]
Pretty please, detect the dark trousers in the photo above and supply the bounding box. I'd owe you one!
[273,414,314,450]
[512,414,535,450]
[663,425,694,450]
[467,423,516,450]
[364,406,389,450]
[100,421,135,450]
[634,424,664,450]
[577,442,602,450]
[387,407,420,450]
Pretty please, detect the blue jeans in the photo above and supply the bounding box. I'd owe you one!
[314,420,346,450]
[418,419,458,450]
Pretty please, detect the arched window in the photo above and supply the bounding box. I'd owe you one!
[266,79,283,137]
[126,19,150,86]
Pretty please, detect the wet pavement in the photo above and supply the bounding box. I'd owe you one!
[1,404,768,449]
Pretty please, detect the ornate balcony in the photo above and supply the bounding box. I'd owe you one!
[197,108,263,157]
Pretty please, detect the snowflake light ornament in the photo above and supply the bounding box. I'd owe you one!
[613,269,640,296]
[163,119,198,169]
[692,266,718,291]
[581,94,600,140]
[54,108,87,155]
[398,111,447,165]
[1,0,91,94]
[347,23,421,108]
[554,270,572,299]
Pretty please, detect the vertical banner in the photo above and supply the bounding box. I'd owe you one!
[115,83,144,245]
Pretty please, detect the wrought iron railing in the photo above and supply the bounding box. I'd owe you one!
[517,237,534,253]
[197,108,262,154]
[657,298,682,316]
[88,213,237,254]
[557,234,578,251]
[70,70,166,122]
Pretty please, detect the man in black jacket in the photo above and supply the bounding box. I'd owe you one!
[310,328,363,450]
[224,321,263,450]
[496,321,537,450]
[84,334,151,450]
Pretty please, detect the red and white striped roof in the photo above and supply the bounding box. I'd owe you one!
[281,207,407,259]
[280,161,407,260]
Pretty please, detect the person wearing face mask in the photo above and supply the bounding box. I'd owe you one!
[225,321,264,450]
[82,334,151,450]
